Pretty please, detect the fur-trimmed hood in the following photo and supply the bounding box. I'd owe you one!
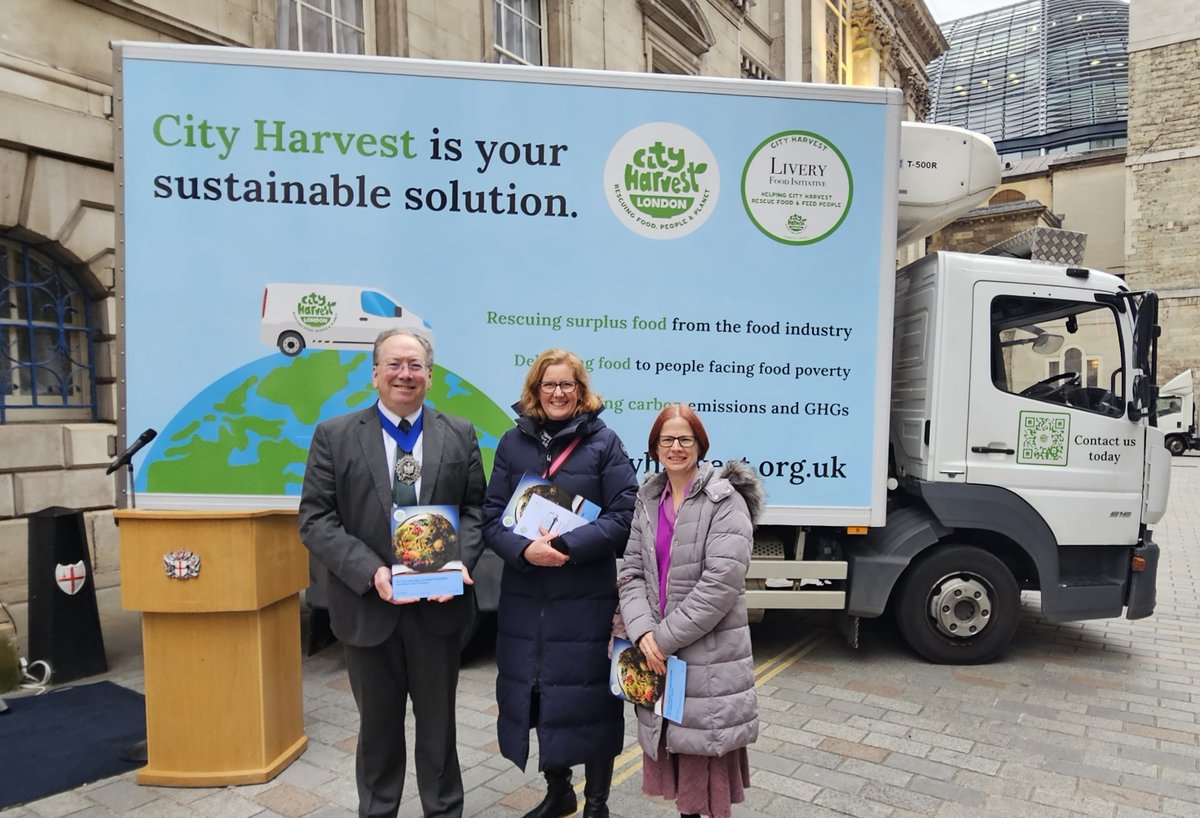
[637,459,765,524]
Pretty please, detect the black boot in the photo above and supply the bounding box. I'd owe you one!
[582,758,614,818]
[522,765,577,818]
[681,814,701,818]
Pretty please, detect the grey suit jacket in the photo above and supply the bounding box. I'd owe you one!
[298,404,486,647]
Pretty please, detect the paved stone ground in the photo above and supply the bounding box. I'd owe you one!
[3,458,1199,818]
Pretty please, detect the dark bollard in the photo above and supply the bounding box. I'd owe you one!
[26,507,108,683]
[304,556,337,656]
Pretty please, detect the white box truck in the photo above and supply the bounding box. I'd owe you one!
[114,43,1169,664]
[1156,369,1198,456]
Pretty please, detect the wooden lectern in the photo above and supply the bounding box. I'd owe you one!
[116,509,309,786]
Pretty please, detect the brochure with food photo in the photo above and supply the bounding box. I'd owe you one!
[609,637,686,723]
[501,473,600,537]
[390,504,464,598]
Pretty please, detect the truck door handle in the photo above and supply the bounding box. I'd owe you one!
[971,446,1015,455]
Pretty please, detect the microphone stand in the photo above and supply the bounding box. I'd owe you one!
[107,429,157,505]
[123,461,139,510]
[116,460,145,760]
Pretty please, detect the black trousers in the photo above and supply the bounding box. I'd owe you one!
[344,607,464,818]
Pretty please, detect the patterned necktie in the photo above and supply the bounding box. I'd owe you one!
[392,419,418,506]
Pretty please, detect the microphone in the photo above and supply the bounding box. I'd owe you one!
[106,428,158,475]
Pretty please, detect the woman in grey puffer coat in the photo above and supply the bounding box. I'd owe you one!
[618,403,762,818]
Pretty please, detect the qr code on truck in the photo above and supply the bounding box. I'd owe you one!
[1017,411,1070,466]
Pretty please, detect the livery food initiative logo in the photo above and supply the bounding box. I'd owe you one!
[294,292,336,331]
[604,123,719,239]
[742,130,852,245]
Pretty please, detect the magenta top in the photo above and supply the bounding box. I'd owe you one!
[656,479,691,617]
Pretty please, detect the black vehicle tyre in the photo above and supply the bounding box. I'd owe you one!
[278,331,305,356]
[895,545,1020,665]
[1166,436,1186,457]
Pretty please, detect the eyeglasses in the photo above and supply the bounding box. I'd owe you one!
[539,381,578,394]
[657,435,697,449]
[382,361,427,374]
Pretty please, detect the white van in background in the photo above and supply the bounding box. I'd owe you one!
[260,283,434,356]
[1157,369,1199,456]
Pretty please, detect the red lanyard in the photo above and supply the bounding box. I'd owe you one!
[542,436,582,479]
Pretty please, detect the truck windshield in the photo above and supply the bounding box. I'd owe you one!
[1156,397,1182,418]
[361,291,400,318]
[990,296,1125,418]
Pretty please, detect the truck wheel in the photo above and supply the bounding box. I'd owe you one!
[1166,436,1186,457]
[895,545,1019,665]
[278,331,305,356]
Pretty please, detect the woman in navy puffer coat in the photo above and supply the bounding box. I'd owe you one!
[483,348,638,818]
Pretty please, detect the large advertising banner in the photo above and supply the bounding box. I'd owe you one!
[116,44,901,523]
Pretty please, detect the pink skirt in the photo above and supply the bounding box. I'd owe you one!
[641,735,750,818]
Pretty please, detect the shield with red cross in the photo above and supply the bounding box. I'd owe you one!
[55,560,88,595]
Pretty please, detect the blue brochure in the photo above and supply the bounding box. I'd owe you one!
[390,567,463,598]
[609,637,687,723]
[390,504,464,598]
[501,473,600,534]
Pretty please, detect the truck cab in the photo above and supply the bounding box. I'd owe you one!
[861,251,1170,663]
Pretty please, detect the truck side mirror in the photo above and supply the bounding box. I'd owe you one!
[1128,375,1146,422]
[1128,292,1160,423]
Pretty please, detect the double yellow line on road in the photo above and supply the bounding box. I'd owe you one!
[574,630,826,795]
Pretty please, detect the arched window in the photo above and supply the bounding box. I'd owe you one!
[0,238,97,422]
[1054,345,1102,388]
[641,0,715,75]
[1064,346,1083,376]
[989,188,1026,205]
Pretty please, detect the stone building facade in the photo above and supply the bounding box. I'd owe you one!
[1125,1,1200,386]
[928,199,1060,256]
[0,0,943,614]
[932,148,1126,275]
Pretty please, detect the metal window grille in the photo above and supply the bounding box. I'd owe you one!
[0,239,97,422]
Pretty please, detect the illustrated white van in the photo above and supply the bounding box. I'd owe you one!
[260,283,434,356]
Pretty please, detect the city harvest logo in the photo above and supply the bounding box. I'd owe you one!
[294,292,336,331]
[604,123,719,239]
[742,130,852,245]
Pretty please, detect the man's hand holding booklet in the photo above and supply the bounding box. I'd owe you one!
[390,504,465,598]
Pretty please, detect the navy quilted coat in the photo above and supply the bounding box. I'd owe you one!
[482,407,638,771]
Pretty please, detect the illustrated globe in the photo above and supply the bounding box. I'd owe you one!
[137,351,512,496]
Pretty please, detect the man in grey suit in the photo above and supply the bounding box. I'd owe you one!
[300,328,485,818]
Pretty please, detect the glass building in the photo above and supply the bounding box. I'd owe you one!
[927,0,1128,162]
